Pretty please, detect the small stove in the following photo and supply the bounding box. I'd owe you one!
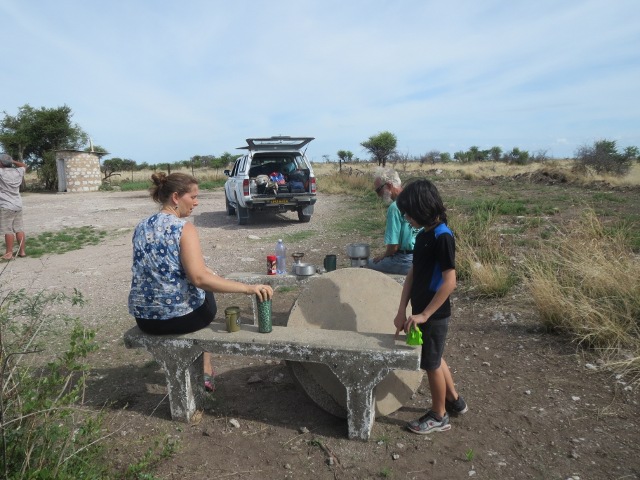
[346,243,371,268]
[349,257,369,268]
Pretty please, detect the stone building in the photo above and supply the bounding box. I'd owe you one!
[55,150,106,193]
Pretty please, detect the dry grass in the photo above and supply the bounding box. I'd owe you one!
[452,220,517,297]
[466,262,517,298]
[312,160,640,186]
[316,171,373,195]
[525,210,640,381]
[25,159,640,188]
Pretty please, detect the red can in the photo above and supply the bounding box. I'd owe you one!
[267,255,277,275]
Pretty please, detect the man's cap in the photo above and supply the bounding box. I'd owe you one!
[0,154,13,167]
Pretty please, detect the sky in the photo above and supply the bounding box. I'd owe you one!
[2,0,640,164]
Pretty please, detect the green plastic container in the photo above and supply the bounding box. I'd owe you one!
[256,297,272,333]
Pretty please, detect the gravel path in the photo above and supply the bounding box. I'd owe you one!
[1,189,348,329]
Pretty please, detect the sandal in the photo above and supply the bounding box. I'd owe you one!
[204,374,216,393]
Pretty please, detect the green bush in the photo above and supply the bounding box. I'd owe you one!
[575,139,635,176]
[0,289,108,479]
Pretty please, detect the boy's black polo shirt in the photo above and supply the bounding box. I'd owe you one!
[410,222,455,319]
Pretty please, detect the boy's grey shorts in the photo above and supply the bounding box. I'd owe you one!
[0,208,23,234]
[419,317,449,371]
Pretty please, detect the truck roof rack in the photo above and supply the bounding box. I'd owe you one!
[238,136,314,151]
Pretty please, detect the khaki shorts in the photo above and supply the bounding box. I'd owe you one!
[0,208,24,234]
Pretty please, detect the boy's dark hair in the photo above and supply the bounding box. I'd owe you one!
[396,179,447,227]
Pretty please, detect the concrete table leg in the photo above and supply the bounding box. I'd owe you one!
[330,364,391,441]
[148,345,204,422]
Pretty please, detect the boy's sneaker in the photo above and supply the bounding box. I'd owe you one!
[407,410,451,435]
[445,395,468,416]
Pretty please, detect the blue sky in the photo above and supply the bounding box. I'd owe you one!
[2,0,639,164]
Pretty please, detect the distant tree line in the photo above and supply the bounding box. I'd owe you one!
[101,152,240,183]
[2,105,638,191]
[336,131,639,177]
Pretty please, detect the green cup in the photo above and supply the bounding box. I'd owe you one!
[225,306,241,332]
[323,254,337,272]
[256,297,272,333]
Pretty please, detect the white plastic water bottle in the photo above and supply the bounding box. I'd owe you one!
[275,239,287,274]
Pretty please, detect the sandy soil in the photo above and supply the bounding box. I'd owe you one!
[1,185,638,480]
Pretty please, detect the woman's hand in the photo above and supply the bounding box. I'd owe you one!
[250,284,274,302]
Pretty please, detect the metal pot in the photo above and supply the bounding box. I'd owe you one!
[346,243,370,259]
[292,263,317,276]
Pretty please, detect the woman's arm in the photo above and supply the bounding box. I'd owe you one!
[179,222,273,300]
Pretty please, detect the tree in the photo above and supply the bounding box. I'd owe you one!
[0,104,88,166]
[467,146,490,162]
[421,150,443,165]
[337,150,353,172]
[122,159,137,181]
[219,152,240,169]
[531,149,549,163]
[195,155,216,169]
[210,155,230,175]
[361,131,397,167]
[489,146,503,162]
[454,150,471,163]
[623,146,639,163]
[1,104,89,190]
[468,146,481,162]
[575,140,634,176]
[101,157,132,181]
[504,147,530,165]
[390,151,411,171]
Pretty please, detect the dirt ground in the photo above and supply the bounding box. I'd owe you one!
[1,180,639,480]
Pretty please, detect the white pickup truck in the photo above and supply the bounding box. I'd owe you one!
[223,136,317,225]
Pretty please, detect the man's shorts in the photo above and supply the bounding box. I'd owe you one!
[418,317,449,371]
[0,208,23,235]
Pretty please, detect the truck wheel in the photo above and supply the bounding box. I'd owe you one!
[236,205,249,225]
[225,195,235,215]
[297,208,311,223]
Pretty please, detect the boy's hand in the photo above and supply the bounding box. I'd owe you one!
[405,313,428,333]
[393,313,406,338]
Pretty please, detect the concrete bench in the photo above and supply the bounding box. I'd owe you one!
[123,323,420,440]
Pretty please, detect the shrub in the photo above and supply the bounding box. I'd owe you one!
[575,139,634,176]
[0,289,109,479]
[0,287,176,478]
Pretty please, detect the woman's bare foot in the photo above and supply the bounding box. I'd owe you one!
[2,253,13,260]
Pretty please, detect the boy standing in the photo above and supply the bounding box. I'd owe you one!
[393,179,467,434]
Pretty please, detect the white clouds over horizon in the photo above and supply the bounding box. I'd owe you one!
[2,0,639,163]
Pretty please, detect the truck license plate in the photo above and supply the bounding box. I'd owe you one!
[270,199,288,204]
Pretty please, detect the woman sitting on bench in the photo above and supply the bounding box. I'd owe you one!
[128,172,273,392]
